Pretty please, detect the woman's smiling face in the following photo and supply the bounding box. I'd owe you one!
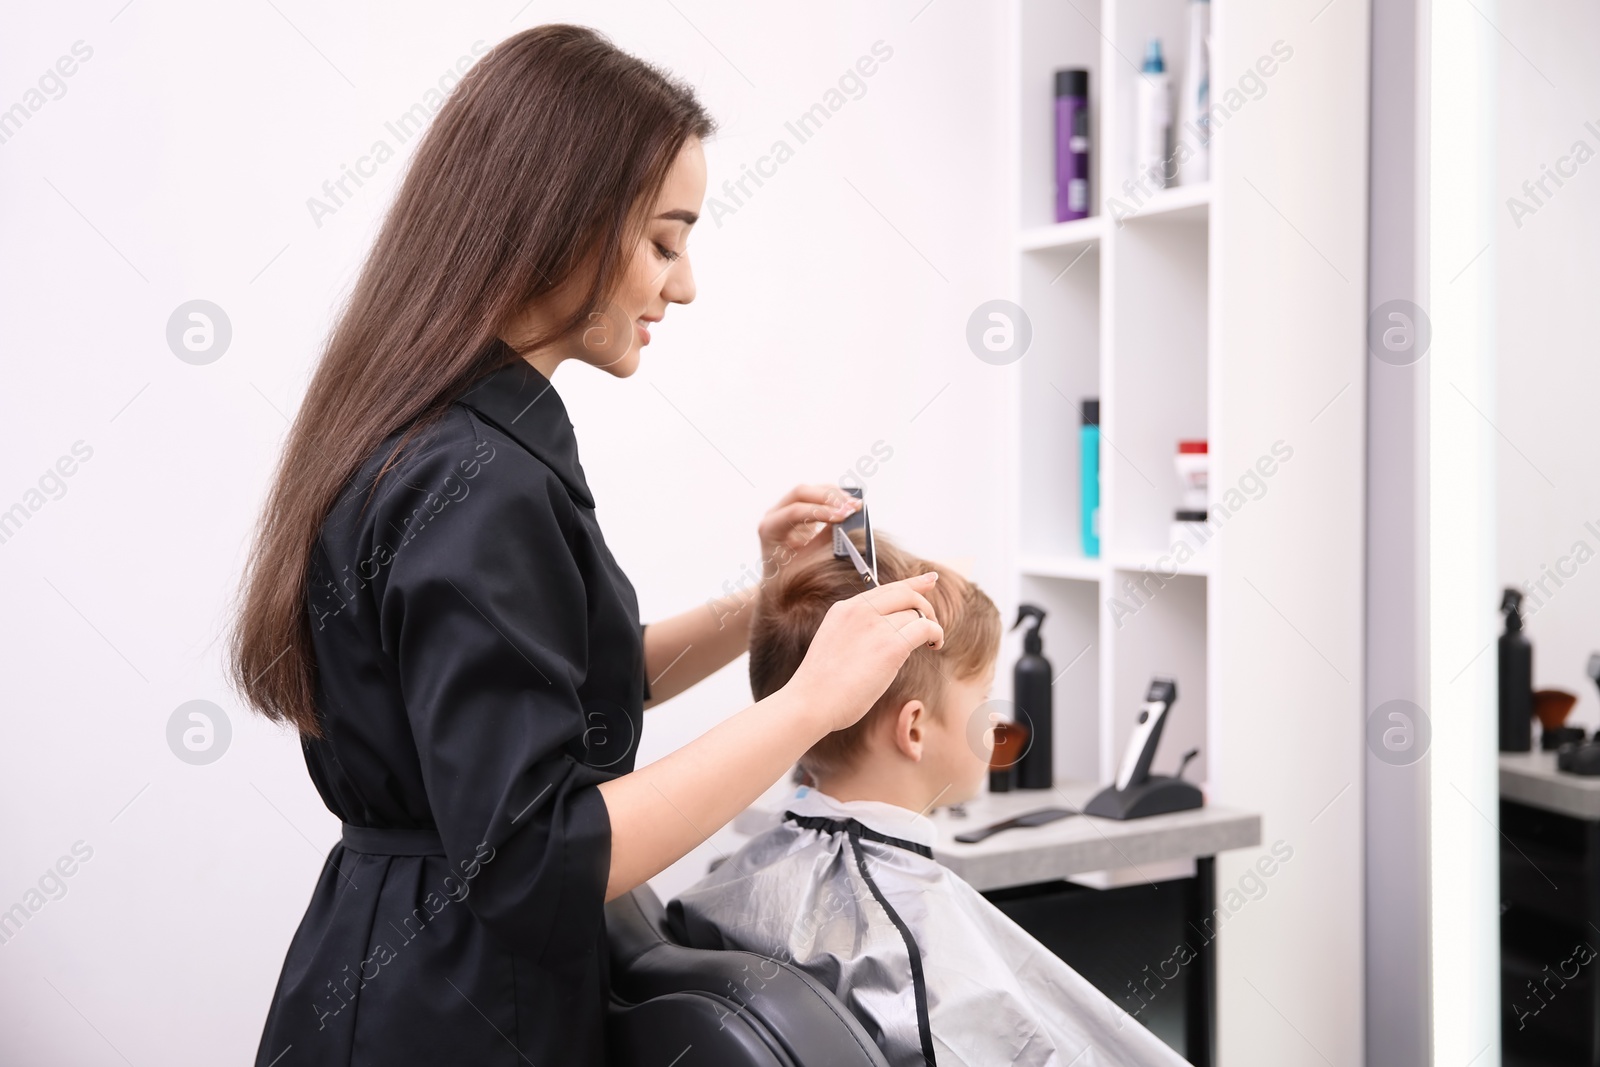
[509,135,706,378]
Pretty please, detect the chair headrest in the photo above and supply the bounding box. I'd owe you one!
[605,880,673,971]
[604,884,892,1066]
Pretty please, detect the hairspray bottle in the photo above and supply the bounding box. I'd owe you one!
[1177,0,1211,186]
[1013,605,1055,789]
[1134,39,1171,188]
[1499,588,1532,751]
[1055,69,1090,221]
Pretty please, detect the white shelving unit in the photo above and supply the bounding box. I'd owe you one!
[1003,0,1219,791]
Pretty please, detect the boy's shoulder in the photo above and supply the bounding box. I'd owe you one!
[670,808,964,936]
[665,816,825,947]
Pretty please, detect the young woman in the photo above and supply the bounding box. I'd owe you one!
[227,24,943,1067]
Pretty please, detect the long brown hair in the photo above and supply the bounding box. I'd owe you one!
[228,24,715,735]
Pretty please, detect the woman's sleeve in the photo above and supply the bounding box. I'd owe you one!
[373,433,615,966]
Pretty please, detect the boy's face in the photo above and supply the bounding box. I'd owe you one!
[927,660,999,805]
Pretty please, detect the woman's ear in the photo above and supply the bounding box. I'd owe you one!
[891,699,927,762]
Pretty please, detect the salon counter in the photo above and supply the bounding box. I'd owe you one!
[1500,749,1600,820]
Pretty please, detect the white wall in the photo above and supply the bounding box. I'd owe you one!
[0,2,1009,1062]
[1429,0,1501,1056]
[1211,0,1370,1063]
[1492,2,1600,730]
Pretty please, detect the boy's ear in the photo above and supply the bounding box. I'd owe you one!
[890,699,928,762]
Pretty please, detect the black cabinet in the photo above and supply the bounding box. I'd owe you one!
[1502,799,1600,1066]
[982,857,1215,1066]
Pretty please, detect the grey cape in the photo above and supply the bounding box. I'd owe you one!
[668,787,1190,1067]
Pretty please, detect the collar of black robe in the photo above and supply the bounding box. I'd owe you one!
[456,338,596,509]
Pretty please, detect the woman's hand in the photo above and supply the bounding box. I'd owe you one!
[755,484,862,593]
[784,572,945,734]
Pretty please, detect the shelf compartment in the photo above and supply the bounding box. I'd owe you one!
[1016,0,1102,232]
[1105,0,1204,202]
[1015,575,1101,783]
[1105,213,1208,558]
[1017,241,1100,562]
[1105,570,1208,786]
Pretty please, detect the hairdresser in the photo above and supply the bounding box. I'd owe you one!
[227,24,943,1067]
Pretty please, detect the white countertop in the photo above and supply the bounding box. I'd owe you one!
[736,778,1263,893]
[1501,750,1600,820]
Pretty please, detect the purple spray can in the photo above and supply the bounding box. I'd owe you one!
[1055,69,1090,222]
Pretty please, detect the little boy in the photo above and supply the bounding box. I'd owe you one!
[667,532,1189,1067]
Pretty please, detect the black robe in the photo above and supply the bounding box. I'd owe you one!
[255,342,647,1066]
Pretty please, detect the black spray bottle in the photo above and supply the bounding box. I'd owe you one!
[1013,604,1055,789]
[1499,588,1532,752]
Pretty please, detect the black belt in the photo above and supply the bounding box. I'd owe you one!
[340,823,446,856]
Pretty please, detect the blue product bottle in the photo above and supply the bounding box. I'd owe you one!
[1080,399,1100,557]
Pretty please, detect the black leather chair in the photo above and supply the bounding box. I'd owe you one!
[604,883,890,1066]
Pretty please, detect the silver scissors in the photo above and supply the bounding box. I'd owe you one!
[832,494,926,621]
[832,488,877,587]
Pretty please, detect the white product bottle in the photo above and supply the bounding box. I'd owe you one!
[1134,38,1171,190]
[1177,0,1211,185]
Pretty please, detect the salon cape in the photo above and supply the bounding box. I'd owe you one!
[667,787,1189,1067]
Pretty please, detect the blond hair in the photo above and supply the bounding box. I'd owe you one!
[748,529,1001,779]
